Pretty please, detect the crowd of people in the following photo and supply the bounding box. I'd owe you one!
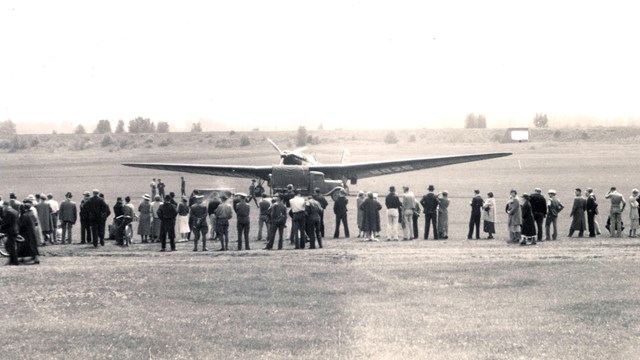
[3,176,640,265]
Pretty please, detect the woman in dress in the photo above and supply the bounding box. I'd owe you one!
[437,191,449,239]
[177,196,191,241]
[359,192,382,241]
[356,191,366,238]
[18,199,40,264]
[629,189,639,238]
[483,192,496,239]
[151,195,162,242]
[137,194,152,243]
[520,193,537,245]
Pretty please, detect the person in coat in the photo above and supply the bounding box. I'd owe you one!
[506,190,522,243]
[312,188,328,238]
[360,192,382,241]
[58,192,77,244]
[35,193,53,244]
[545,190,564,240]
[157,195,178,251]
[1,200,20,265]
[234,193,251,250]
[385,186,402,241]
[264,195,288,250]
[190,195,209,251]
[214,194,233,251]
[629,189,639,238]
[585,188,599,237]
[468,189,484,240]
[79,191,92,244]
[483,192,496,239]
[18,199,40,264]
[305,196,323,248]
[437,191,450,239]
[333,191,350,239]
[568,188,587,238]
[529,188,547,242]
[356,191,366,238]
[137,194,152,243]
[420,185,439,240]
[520,193,537,245]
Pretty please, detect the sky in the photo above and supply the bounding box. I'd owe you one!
[1,1,639,133]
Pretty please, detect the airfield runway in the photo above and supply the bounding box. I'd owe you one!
[2,134,640,359]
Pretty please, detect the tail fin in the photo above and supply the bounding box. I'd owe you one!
[340,149,350,164]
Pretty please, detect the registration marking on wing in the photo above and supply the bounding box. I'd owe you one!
[368,165,415,175]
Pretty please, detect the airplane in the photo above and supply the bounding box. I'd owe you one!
[123,139,511,200]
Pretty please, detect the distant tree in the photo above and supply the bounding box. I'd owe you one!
[318,123,324,130]
[229,130,236,136]
[240,135,251,146]
[296,126,308,147]
[156,121,170,133]
[533,113,549,128]
[191,122,202,133]
[115,119,125,134]
[128,117,155,133]
[0,120,17,137]
[94,119,112,134]
[464,113,487,128]
[74,124,87,134]
[384,131,399,144]
[408,134,416,142]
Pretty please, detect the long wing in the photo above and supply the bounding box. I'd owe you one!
[309,152,511,181]
[122,163,273,180]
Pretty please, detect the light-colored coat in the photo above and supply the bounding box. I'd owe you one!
[483,198,496,223]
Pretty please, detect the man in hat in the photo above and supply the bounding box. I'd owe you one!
[157,179,165,198]
[1,199,20,265]
[506,190,522,243]
[605,186,626,238]
[85,189,108,247]
[289,190,307,249]
[248,179,260,208]
[545,189,564,240]
[312,187,328,238]
[79,192,91,244]
[257,193,272,241]
[420,185,439,240]
[58,192,77,244]
[401,186,416,240]
[530,188,547,242]
[385,186,402,241]
[214,193,233,251]
[234,193,251,250]
[189,195,208,251]
[157,195,178,251]
[468,189,484,240]
[333,190,350,239]
[586,188,599,237]
[568,188,587,238]
[207,194,222,241]
[180,176,186,197]
[8,193,21,211]
[46,193,59,239]
[265,195,288,250]
[35,193,53,244]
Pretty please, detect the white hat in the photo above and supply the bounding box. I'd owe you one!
[142,194,151,201]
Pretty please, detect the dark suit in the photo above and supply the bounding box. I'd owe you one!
[586,195,598,237]
[58,199,77,244]
[468,195,484,239]
[1,207,20,264]
[420,193,439,239]
[157,202,177,250]
[529,192,547,241]
[333,196,349,238]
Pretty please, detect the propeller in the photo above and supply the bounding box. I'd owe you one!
[266,138,310,165]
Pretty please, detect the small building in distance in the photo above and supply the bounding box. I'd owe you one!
[502,128,529,143]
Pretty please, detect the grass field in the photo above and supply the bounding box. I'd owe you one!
[1,131,640,359]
